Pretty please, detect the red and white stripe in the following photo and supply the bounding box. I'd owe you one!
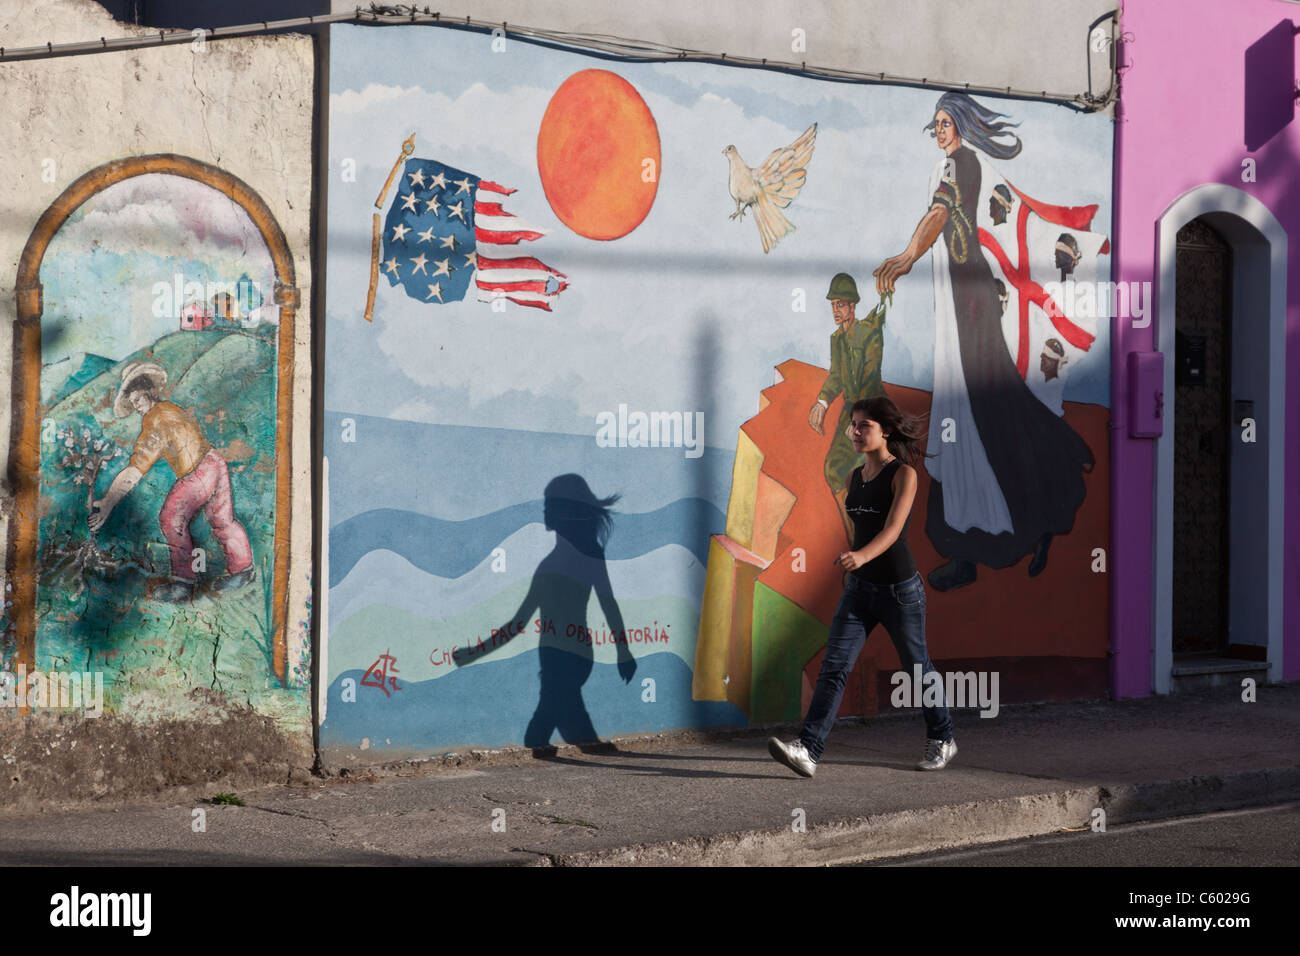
[473,180,567,311]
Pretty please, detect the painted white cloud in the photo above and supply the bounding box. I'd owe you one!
[330,82,421,116]
[56,174,274,267]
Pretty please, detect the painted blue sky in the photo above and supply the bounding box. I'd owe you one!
[327,23,1114,448]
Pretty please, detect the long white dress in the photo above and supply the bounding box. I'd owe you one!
[920,146,1097,569]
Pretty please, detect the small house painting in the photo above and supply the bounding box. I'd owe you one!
[179,301,212,331]
[211,291,243,330]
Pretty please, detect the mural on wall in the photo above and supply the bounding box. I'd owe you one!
[696,90,1113,723]
[4,163,304,722]
[323,25,1113,759]
[887,92,1107,588]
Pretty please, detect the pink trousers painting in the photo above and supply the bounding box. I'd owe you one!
[159,448,253,582]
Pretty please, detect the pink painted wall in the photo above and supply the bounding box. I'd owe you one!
[1113,0,1300,694]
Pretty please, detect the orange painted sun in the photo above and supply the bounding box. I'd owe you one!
[537,69,661,241]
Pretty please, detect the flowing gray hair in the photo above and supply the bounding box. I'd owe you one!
[924,92,1023,160]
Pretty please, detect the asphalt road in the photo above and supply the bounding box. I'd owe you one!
[859,801,1300,866]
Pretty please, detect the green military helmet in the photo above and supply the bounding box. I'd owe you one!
[826,272,860,303]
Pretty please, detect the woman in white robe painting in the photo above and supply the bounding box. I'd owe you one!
[873,92,1094,592]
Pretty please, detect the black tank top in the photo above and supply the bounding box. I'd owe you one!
[845,458,917,585]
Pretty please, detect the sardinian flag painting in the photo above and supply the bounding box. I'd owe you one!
[970,154,1110,417]
[364,136,567,317]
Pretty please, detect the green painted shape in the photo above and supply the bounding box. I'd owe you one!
[42,353,116,408]
[749,582,828,722]
[44,330,230,418]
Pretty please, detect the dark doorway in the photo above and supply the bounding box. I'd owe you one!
[1172,217,1232,655]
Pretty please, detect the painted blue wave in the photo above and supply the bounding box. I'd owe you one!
[324,412,736,527]
[320,649,747,757]
[328,496,724,587]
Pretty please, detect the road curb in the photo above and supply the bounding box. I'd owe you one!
[534,764,1300,866]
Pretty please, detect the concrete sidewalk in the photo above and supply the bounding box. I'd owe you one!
[1,684,1297,866]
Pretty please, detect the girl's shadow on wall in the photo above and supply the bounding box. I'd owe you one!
[457,474,635,750]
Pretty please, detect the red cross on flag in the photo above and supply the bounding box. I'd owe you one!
[973,154,1110,416]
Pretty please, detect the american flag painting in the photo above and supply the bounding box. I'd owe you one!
[380,157,568,311]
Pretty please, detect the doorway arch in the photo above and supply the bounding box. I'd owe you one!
[1152,183,1286,693]
[7,154,297,684]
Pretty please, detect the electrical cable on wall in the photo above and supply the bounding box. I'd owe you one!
[0,3,1118,112]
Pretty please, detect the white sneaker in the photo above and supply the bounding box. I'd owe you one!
[768,737,816,777]
[917,737,957,771]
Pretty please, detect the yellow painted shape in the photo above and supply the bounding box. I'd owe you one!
[724,427,764,550]
[693,535,737,702]
[751,472,796,562]
[726,560,761,713]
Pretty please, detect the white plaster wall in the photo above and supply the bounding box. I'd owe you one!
[0,0,315,713]
[328,0,1118,99]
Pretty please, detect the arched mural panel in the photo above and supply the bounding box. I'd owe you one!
[6,155,298,715]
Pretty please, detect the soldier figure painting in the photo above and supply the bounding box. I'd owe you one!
[808,272,887,539]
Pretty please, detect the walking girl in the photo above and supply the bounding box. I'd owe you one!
[768,396,956,776]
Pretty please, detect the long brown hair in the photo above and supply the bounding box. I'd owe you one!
[850,396,933,468]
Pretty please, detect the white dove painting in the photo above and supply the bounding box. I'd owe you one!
[723,122,817,254]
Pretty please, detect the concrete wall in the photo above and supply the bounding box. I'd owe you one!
[326,0,1118,101]
[1111,0,1299,694]
[90,0,1120,95]
[0,0,316,807]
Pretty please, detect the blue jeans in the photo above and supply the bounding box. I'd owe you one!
[798,571,953,762]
